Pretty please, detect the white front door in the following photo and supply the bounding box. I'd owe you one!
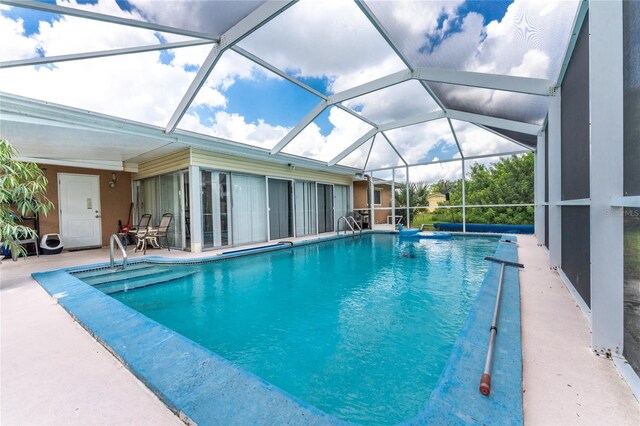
[58,173,102,248]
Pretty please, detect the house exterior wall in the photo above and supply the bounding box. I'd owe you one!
[428,194,446,211]
[353,181,368,209]
[191,149,353,185]
[376,185,392,224]
[353,181,392,224]
[37,164,133,247]
[133,148,354,185]
[133,149,190,180]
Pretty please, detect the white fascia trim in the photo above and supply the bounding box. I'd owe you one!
[17,156,137,172]
[446,110,541,135]
[0,40,213,69]
[413,67,553,96]
[0,0,219,41]
[173,129,359,176]
[1,92,360,176]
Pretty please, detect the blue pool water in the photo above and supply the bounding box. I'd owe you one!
[105,234,499,424]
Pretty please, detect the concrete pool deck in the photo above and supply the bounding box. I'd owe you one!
[1,234,639,424]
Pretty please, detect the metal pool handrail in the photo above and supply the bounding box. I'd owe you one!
[337,215,362,236]
[479,255,524,396]
[109,234,128,270]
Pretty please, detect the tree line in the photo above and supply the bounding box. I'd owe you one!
[394,153,534,225]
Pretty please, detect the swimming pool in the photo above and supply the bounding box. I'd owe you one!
[74,234,499,424]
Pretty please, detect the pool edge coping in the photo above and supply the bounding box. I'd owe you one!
[32,232,522,425]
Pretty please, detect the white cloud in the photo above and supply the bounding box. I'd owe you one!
[0,3,261,127]
[283,107,374,162]
[127,0,264,38]
[239,0,407,93]
[451,120,525,157]
[0,0,570,169]
[343,80,440,125]
[409,0,579,79]
[392,161,463,183]
[0,13,39,61]
[180,110,290,149]
[384,119,458,165]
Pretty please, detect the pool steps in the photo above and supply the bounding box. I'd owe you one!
[72,262,151,279]
[73,264,195,295]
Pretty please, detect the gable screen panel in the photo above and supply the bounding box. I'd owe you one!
[561,12,590,201]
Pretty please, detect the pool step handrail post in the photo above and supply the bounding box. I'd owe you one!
[109,234,128,270]
[337,215,361,237]
[479,255,524,396]
[347,215,362,236]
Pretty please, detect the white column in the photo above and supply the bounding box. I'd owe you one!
[589,0,624,355]
[391,168,396,226]
[535,131,546,246]
[548,86,562,269]
[462,159,466,232]
[368,175,374,229]
[188,165,202,253]
[405,166,410,228]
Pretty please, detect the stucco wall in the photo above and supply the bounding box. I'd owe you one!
[353,181,392,224]
[37,164,133,247]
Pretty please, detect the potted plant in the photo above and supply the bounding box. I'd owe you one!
[0,139,53,261]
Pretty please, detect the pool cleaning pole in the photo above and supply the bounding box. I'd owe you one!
[479,256,524,396]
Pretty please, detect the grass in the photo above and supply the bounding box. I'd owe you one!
[410,211,461,229]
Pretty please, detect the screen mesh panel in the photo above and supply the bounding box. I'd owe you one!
[624,1,640,197]
[561,206,591,307]
[560,13,590,201]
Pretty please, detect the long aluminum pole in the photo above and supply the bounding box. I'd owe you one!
[480,255,524,396]
[479,263,505,396]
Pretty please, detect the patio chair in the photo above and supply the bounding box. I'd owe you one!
[146,213,173,252]
[347,211,363,229]
[133,214,152,254]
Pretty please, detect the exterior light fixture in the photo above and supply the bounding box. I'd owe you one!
[108,172,117,188]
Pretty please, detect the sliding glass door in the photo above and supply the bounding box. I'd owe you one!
[317,183,334,233]
[133,171,186,250]
[231,173,268,245]
[334,184,350,231]
[201,171,231,249]
[268,178,293,240]
[159,173,184,248]
[294,181,317,237]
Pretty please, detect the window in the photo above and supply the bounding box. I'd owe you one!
[367,187,382,205]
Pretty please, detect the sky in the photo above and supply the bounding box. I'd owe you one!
[0,0,579,183]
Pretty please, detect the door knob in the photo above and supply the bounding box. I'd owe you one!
[95,215,100,218]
